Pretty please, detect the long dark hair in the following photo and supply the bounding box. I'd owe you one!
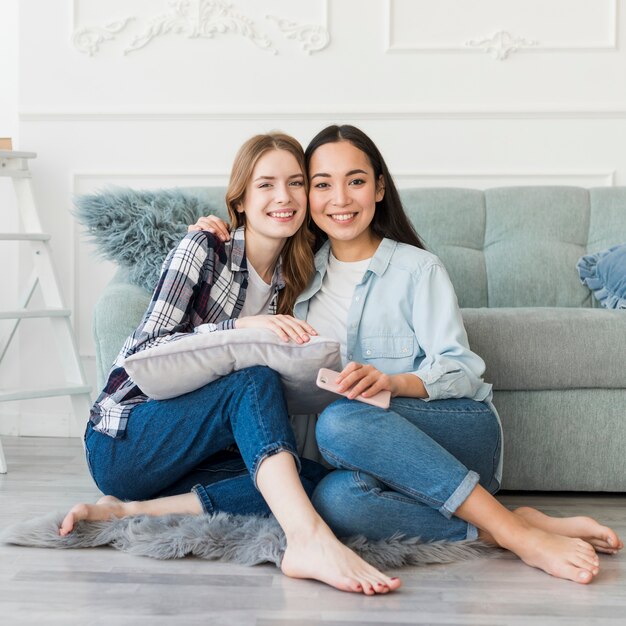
[304,125,425,251]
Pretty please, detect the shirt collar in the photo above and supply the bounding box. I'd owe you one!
[230,226,285,289]
[314,237,397,279]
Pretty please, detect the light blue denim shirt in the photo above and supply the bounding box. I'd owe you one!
[295,238,503,483]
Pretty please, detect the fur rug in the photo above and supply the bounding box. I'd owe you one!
[1,511,502,568]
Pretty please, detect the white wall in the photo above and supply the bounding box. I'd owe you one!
[4,0,626,436]
[0,0,20,432]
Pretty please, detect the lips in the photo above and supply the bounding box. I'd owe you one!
[268,210,295,218]
[328,212,357,222]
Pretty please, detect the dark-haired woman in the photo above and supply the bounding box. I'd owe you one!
[298,125,622,585]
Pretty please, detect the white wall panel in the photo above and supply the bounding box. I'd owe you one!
[387,0,617,52]
[6,0,626,435]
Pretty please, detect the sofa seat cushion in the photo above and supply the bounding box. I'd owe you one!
[462,307,626,390]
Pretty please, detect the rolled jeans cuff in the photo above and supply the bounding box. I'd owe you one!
[439,470,480,520]
[192,484,214,515]
[251,442,301,490]
[466,523,479,541]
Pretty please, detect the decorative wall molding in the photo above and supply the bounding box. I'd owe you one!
[465,31,538,61]
[385,0,618,57]
[72,17,134,56]
[20,107,626,122]
[72,0,330,56]
[266,14,330,55]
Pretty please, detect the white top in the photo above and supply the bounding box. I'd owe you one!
[306,251,370,365]
[239,262,275,318]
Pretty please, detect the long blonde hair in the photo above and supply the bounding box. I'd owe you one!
[225,133,314,315]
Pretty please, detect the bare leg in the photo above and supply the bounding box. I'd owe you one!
[512,507,624,555]
[456,485,601,584]
[255,452,401,595]
[59,493,201,536]
[60,453,401,595]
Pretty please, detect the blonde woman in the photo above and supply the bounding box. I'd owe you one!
[61,133,402,596]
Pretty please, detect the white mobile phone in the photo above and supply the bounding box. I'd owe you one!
[316,368,391,409]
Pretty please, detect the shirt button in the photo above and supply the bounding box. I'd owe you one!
[355,296,360,302]
[351,323,357,329]
[366,349,371,355]
[348,354,353,360]
[402,347,408,353]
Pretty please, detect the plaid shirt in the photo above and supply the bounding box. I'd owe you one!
[90,227,284,438]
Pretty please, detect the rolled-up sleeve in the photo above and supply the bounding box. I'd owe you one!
[411,263,491,401]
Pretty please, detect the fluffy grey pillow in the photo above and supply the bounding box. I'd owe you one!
[123,328,342,414]
[73,186,228,292]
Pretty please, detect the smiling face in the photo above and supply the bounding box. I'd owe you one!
[237,148,307,245]
[308,140,385,260]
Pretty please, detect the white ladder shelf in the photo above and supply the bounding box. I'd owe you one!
[0,151,92,473]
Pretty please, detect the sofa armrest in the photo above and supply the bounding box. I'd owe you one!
[93,270,151,390]
[462,307,626,391]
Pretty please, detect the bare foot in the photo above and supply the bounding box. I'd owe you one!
[281,524,402,595]
[59,495,130,536]
[513,506,624,555]
[491,517,601,584]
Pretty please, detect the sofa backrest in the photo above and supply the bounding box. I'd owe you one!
[79,185,626,311]
[401,187,626,308]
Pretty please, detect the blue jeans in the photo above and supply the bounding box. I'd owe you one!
[311,397,501,542]
[85,366,328,516]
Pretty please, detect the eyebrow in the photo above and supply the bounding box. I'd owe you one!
[253,173,304,182]
[311,169,369,180]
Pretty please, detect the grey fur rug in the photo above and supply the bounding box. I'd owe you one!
[1,512,502,568]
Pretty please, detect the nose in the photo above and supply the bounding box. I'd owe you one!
[332,185,350,207]
[275,183,290,204]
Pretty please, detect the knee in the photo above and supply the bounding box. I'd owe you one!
[315,398,366,451]
[239,365,282,388]
[311,470,357,533]
[312,470,382,538]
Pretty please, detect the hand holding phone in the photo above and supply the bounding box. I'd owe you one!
[316,368,391,409]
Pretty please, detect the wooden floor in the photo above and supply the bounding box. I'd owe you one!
[0,436,624,626]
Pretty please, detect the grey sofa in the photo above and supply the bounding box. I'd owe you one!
[82,186,626,492]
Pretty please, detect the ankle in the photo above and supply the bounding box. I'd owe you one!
[120,500,141,516]
[284,516,333,547]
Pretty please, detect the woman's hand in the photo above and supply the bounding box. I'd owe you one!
[235,315,317,344]
[188,215,231,241]
[336,362,428,399]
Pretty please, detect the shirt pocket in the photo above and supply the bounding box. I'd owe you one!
[361,335,415,360]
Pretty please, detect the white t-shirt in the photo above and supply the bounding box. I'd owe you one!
[239,262,275,318]
[306,251,371,364]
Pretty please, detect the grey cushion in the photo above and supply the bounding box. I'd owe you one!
[462,307,626,390]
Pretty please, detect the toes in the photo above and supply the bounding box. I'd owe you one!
[59,513,75,536]
[559,564,594,585]
[575,569,594,584]
[387,576,402,590]
[360,581,375,595]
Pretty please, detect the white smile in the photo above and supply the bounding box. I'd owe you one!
[329,213,356,222]
[268,211,295,218]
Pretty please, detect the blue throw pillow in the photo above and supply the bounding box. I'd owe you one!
[577,244,626,309]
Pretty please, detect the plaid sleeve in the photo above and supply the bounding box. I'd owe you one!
[125,231,219,355]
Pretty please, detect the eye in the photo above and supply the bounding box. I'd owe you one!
[349,178,365,186]
[289,180,304,187]
[258,183,272,189]
[314,182,330,189]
